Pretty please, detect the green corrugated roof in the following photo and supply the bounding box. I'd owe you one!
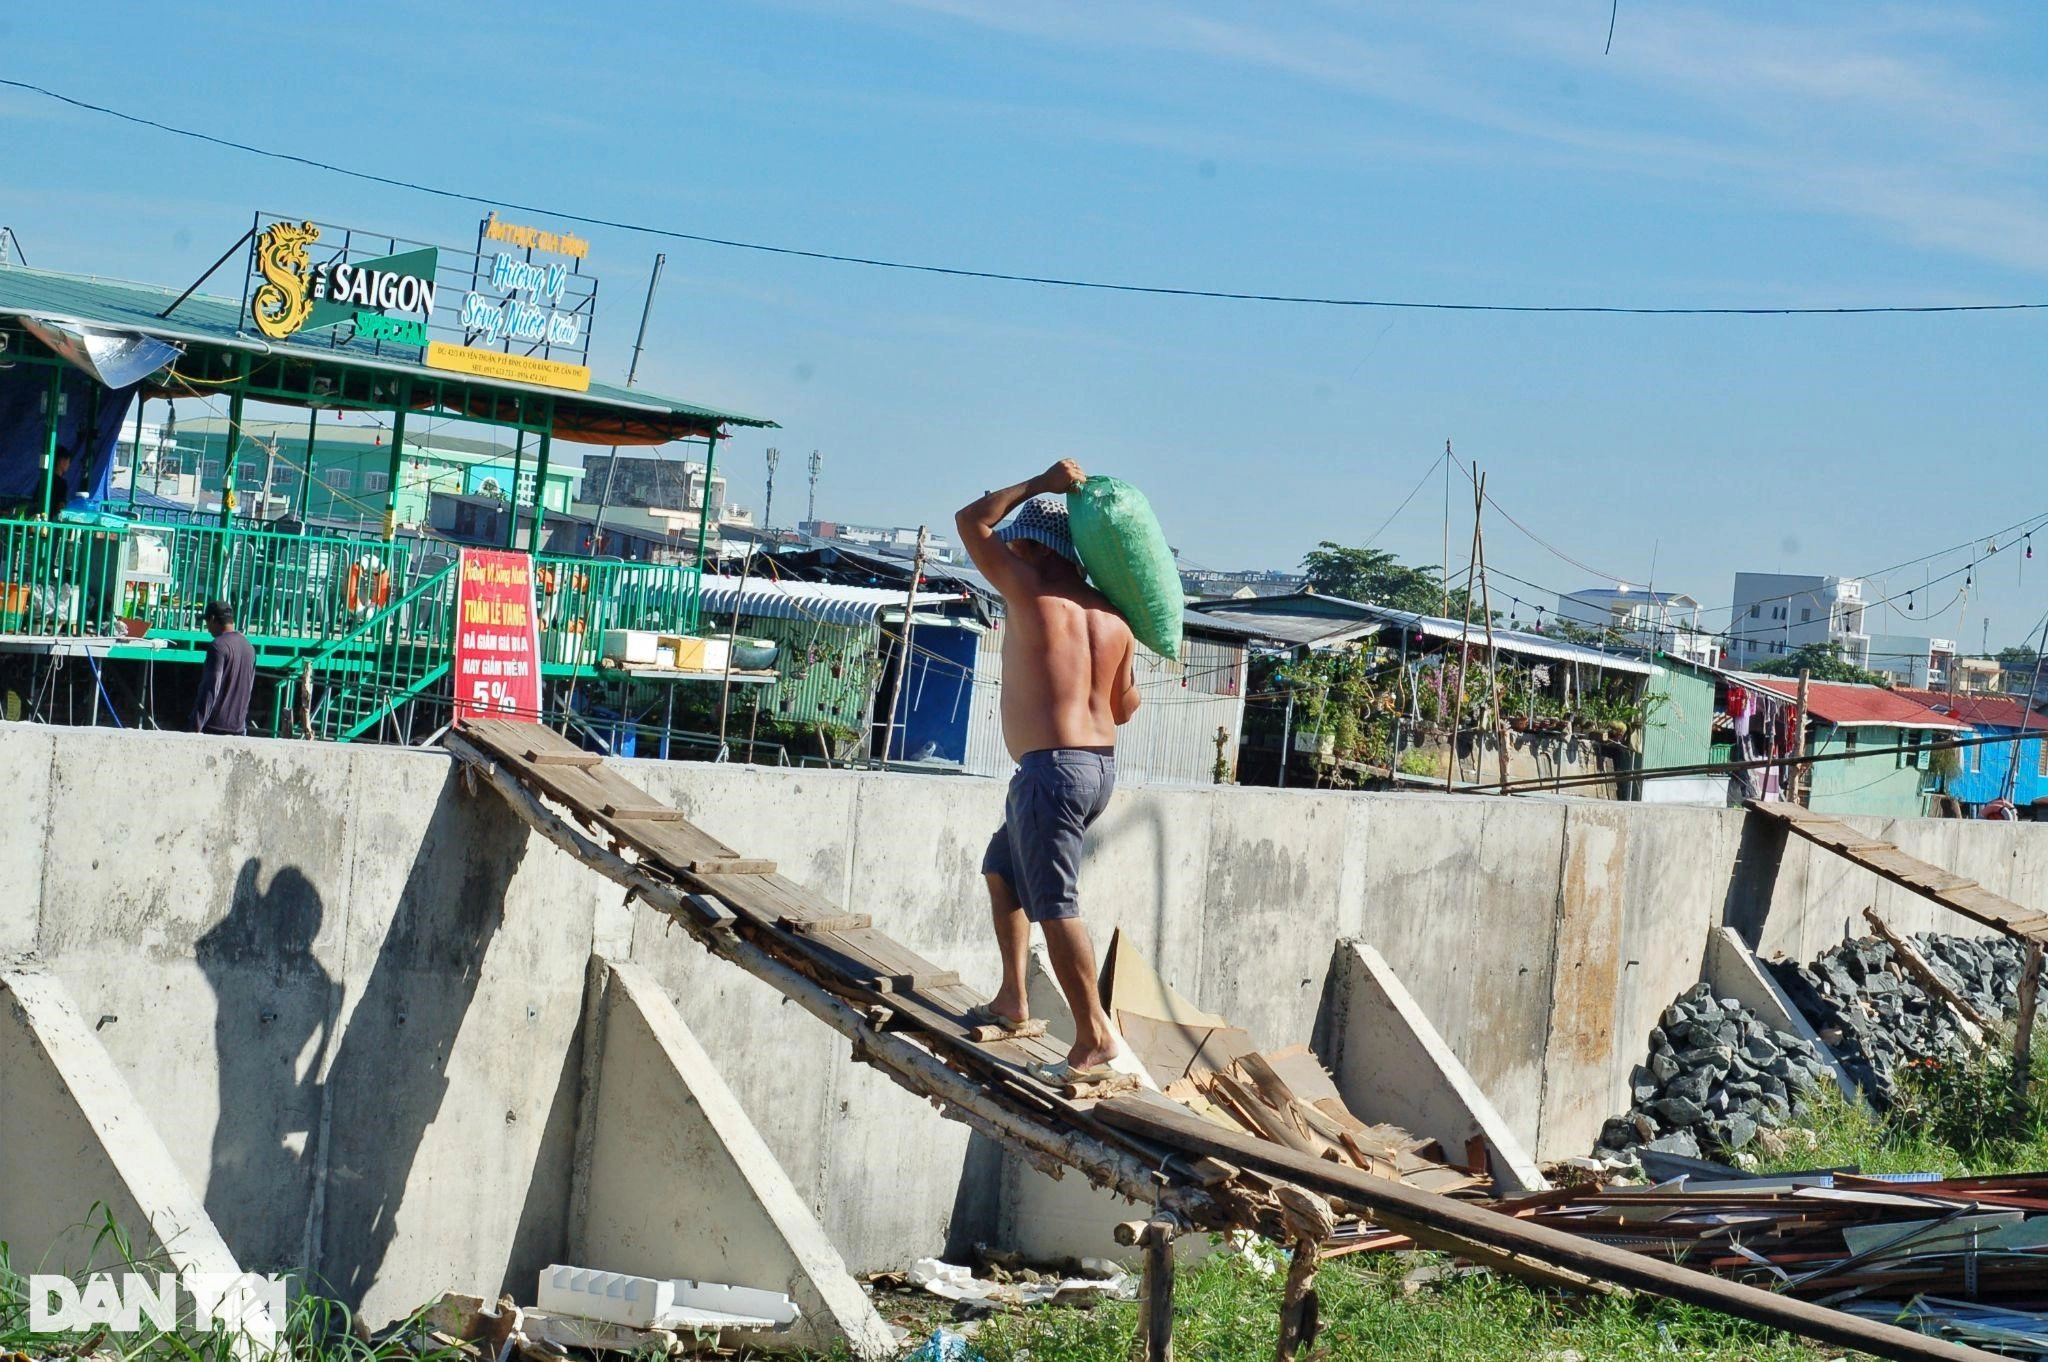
[0,263,776,438]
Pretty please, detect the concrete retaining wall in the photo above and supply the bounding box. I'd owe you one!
[1,724,2037,1320]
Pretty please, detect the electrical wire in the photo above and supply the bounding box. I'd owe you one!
[10,75,2048,317]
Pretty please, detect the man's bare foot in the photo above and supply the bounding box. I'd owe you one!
[1066,1043,1119,1069]
[983,993,1029,1028]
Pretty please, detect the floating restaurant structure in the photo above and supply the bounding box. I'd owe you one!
[0,211,774,741]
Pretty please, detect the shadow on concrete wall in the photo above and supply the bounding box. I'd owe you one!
[312,794,528,1308]
[196,861,336,1275]
[1721,815,1789,949]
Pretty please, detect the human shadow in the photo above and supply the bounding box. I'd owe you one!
[310,791,526,1309]
[196,861,338,1275]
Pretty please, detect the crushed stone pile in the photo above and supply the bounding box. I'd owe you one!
[1767,932,2029,1107]
[1595,982,1831,1162]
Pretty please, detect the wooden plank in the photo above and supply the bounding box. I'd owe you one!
[450,723,1175,1164]
[601,804,687,822]
[1748,800,2048,945]
[872,970,962,994]
[780,913,874,936]
[1094,1092,2002,1362]
[689,857,777,876]
[525,749,603,768]
[1862,907,1992,1038]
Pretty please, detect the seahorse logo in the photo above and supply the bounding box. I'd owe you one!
[250,221,321,339]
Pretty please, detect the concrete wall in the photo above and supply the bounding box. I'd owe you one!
[3,723,2044,1320]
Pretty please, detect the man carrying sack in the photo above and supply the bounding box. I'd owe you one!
[955,460,1147,1087]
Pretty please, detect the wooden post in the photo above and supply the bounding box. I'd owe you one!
[1447,471,1483,792]
[1793,668,1812,806]
[1141,1220,1176,1362]
[2015,941,2042,1110]
[1272,1186,1333,1362]
[1472,470,1509,792]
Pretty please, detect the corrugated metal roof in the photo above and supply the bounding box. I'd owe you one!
[0,264,774,435]
[1878,686,2039,731]
[699,575,960,626]
[1193,593,1655,673]
[1749,678,1969,730]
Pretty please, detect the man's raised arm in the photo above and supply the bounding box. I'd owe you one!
[955,459,1084,596]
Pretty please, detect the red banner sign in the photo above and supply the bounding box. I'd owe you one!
[453,548,543,724]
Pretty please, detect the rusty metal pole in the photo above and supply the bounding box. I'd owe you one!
[1793,668,1812,806]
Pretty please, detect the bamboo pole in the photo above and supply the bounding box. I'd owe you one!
[1472,470,1509,791]
[1446,477,1483,792]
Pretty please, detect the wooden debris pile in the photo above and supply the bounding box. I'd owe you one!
[1099,931,1484,1198]
[1486,1170,2048,1356]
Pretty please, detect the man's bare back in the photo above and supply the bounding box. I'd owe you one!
[998,571,1135,758]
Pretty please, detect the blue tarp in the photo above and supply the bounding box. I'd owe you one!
[0,364,136,514]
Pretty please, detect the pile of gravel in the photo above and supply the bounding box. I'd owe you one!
[1595,982,1833,1161]
[1767,932,2029,1107]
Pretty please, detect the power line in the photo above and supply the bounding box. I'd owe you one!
[9,75,2048,318]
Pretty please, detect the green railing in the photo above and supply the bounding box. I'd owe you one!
[0,518,128,637]
[536,556,702,674]
[153,522,415,645]
[0,516,708,738]
[298,561,459,741]
[0,516,416,652]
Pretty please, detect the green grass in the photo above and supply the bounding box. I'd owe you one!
[952,1050,2048,1362]
[962,1251,1846,1362]
[0,1206,467,1362]
[1757,1040,2048,1178]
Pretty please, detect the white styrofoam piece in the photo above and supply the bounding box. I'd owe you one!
[601,630,662,665]
[539,1264,797,1331]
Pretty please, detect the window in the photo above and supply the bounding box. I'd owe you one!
[326,469,353,491]
[1750,604,1761,619]
[1971,743,1983,773]
[2037,741,2047,779]
[1801,608,1812,623]
[363,471,389,494]
[271,465,299,487]
[1900,731,1922,770]
[1843,730,1858,752]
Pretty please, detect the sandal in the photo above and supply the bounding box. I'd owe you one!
[966,1004,1034,1033]
[1028,1057,1119,1087]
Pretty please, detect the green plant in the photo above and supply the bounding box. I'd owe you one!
[968,1245,1835,1362]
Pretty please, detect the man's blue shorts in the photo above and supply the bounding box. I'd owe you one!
[981,747,1117,923]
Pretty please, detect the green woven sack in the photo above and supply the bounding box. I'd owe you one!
[1067,476,1183,661]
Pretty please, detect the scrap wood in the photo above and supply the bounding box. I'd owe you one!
[1096,1091,2013,1362]
[1862,907,1993,1039]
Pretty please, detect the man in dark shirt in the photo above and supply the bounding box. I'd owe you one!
[191,599,256,736]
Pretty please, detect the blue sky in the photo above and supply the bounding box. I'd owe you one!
[5,1,2047,649]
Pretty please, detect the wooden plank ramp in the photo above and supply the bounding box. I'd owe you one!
[1747,800,2048,944]
[443,720,1996,1362]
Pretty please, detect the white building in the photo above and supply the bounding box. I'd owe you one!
[1866,632,1957,690]
[1728,573,1870,669]
[1555,585,1717,666]
[799,519,960,564]
[1727,572,1953,686]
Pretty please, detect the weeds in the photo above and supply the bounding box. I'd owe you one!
[0,1206,467,1362]
[967,1251,1843,1362]
[1759,1041,2048,1178]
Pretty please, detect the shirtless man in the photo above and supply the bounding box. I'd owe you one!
[956,460,1141,1080]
